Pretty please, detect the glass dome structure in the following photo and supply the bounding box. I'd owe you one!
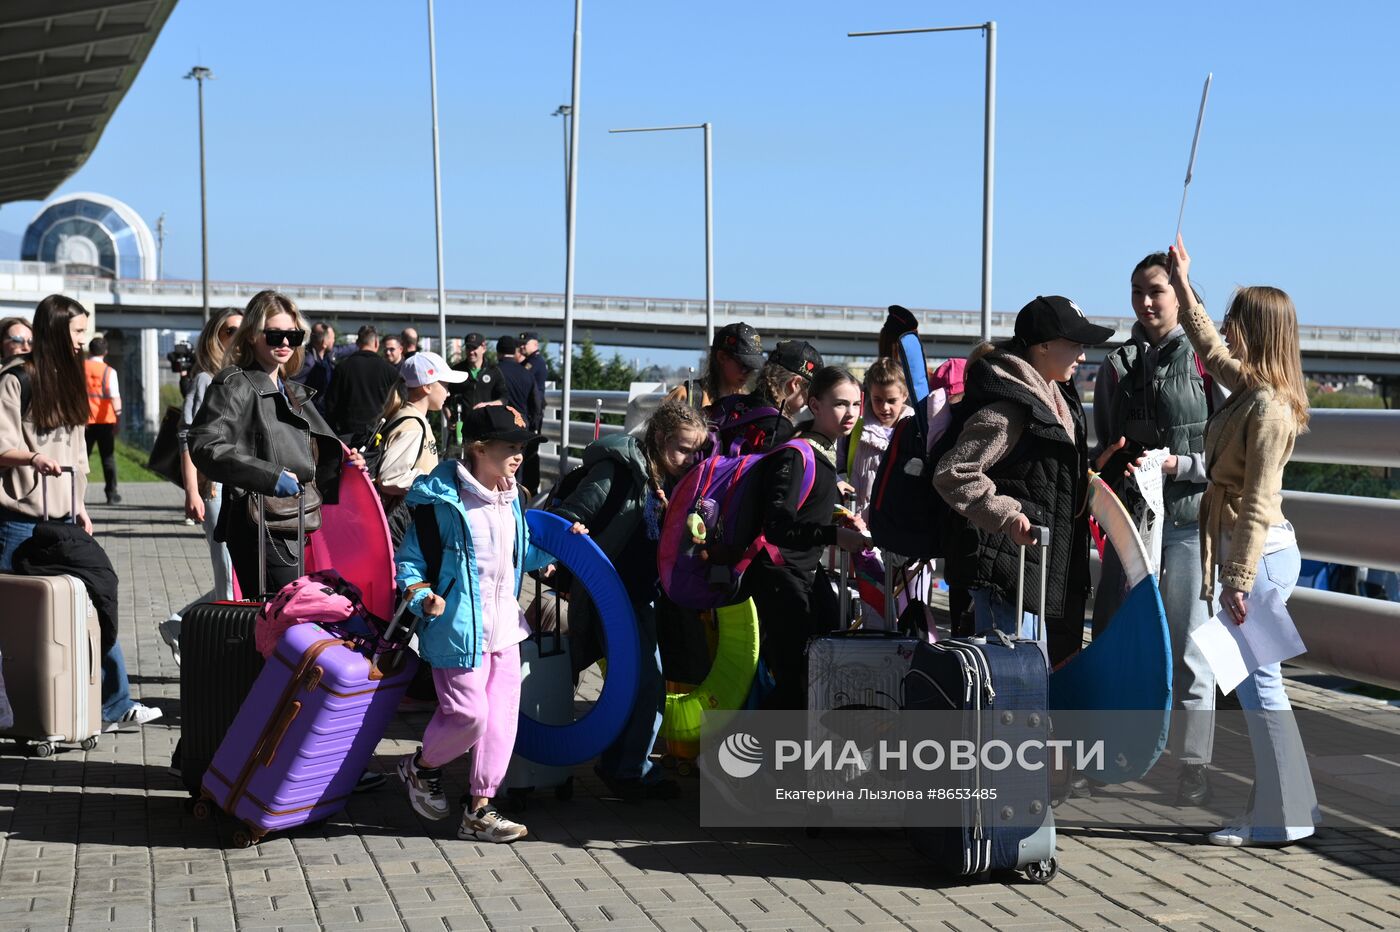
[21,192,157,280]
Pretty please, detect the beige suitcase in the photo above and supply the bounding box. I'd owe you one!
[0,573,103,756]
[0,467,104,756]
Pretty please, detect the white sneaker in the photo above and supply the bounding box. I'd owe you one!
[459,805,528,843]
[103,702,163,733]
[1207,822,1313,848]
[397,751,449,820]
[158,617,182,666]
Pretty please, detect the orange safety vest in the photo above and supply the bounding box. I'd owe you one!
[86,358,117,424]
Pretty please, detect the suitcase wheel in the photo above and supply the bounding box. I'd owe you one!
[192,798,213,821]
[232,828,255,849]
[676,759,696,778]
[554,776,574,802]
[1024,857,1058,885]
[80,737,99,752]
[33,742,54,759]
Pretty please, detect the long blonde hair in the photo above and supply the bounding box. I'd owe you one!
[228,290,308,376]
[1223,286,1310,432]
[193,307,243,378]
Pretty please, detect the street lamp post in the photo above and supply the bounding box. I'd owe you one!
[552,104,573,223]
[849,22,997,344]
[184,65,214,322]
[608,122,714,350]
[425,0,448,354]
[559,0,583,476]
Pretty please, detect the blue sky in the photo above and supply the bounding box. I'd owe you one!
[3,0,1396,334]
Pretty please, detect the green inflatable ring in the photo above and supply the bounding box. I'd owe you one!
[660,598,761,743]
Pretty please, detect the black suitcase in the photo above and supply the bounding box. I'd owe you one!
[901,527,1058,884]
[175,495,302,795]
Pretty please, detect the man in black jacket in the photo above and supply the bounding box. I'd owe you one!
[323,325,402,447]
[448,332,505,409]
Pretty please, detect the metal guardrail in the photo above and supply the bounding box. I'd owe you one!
[535,391,1400,689]
[33,269,1400,353]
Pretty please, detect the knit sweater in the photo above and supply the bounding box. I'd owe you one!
[1179,302,1298,602]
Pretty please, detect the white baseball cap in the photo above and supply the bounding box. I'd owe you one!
[399,351,467,388]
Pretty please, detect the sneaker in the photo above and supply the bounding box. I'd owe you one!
[1208,822,1313,847]
[103,702,163,733]
[397,750,449,820]
[158,617,182,666]
[459,804,527,843]
[106,492,122,505]
[354,770,387,793]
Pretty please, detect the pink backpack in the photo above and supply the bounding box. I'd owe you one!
[254,571,365,659]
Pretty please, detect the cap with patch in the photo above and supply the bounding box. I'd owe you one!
[712,322,764,369]
[399,351,469,388]
[1014,295,1115,346]
[519,331,541,343]
[463,332,485,350]
[767,340,823,378]
[462,404,541,444]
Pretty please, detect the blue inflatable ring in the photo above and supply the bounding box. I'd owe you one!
[514,510,641,766]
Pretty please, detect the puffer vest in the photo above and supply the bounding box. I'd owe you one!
[936,355,1091,618]
[1104,333,1208,526]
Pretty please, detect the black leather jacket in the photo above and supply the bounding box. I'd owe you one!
[188,365,344,505]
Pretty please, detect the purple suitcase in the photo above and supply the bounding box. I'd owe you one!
[197,622,417,846]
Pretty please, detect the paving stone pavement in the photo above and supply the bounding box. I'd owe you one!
[2,483,1398,931]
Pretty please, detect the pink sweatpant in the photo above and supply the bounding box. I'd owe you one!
[419,643,521,798]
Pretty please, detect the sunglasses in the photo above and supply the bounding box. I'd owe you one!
[5,336,31,346]
[263,328,305,348]
[220,325,239,337]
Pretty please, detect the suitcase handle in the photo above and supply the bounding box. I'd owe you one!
[1015,525,1051,643]
[39,465,79,523]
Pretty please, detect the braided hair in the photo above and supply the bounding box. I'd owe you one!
[640,399,709,506]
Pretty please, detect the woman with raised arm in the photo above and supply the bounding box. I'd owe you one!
[1169,235,1317,847]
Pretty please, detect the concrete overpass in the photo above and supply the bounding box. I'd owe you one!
[4,263,1400,378]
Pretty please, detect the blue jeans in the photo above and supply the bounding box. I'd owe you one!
[1,513,135,722]
[970,588,1038,641]
[1221,544,1317,840]
[598,600,665,781]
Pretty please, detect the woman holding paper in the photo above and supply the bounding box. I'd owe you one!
[1169,235,1317,847]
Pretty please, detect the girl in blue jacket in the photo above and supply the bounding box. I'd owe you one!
[394,405,555,843]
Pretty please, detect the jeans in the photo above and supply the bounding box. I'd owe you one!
[1095,521,1216,763]
[1222,544,1318,840]
[598,600,665,781]
[970,587,1038,641]
[2,513,135,721]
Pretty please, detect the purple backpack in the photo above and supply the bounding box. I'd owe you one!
[658,438,817,609]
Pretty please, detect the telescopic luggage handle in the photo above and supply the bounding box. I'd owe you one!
[39,465,79,524]
[255,488,307,600]
[1015,525,1051,643]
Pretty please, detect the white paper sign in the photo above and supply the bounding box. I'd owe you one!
[1189,585,1308,695]
[1131,448,1171,574]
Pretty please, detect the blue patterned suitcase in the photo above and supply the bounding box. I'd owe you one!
[901,531,1058,883]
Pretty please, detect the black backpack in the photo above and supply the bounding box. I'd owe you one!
[543,458,631,595]
[868,313,953,560]
[363,413,428,482]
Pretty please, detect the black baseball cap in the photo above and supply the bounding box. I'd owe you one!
[1014,296,1115,346]
[519,330,541,343]
[463,332,486,350]
[462,404,541,444]
[497,335,520,355]
[713,322,764,369]
[767,340,823,378]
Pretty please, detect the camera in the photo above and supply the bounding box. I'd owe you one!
[167,341,195,395]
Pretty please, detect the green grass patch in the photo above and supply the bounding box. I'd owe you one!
[89,436,168,484]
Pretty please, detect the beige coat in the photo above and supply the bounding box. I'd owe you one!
[0,367,90,519]
[1179,302,1298,602]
